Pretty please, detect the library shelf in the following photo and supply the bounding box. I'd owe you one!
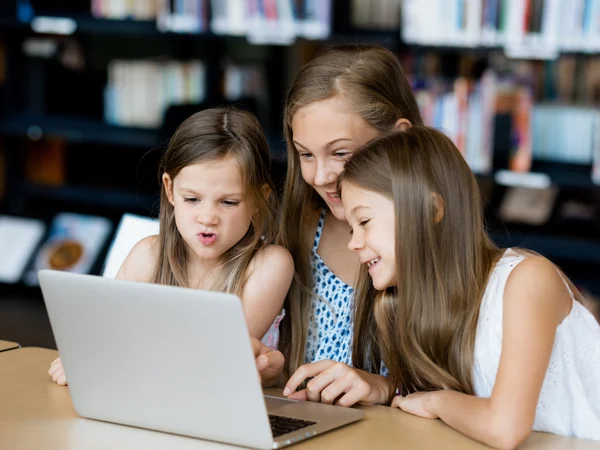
[21,182,159,212]
[490,231,600,265]
[0,114,160,149]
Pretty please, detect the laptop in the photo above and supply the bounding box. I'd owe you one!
[38,269,364,449]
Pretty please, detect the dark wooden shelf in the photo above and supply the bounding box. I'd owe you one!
[0,114,160,149]
[21,183,159,212]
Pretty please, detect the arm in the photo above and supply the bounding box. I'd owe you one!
[394,256,571,449]
[115,235,160,282]
[241,244,294,340]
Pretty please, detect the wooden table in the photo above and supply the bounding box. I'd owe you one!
[0,339,19,352]
[0,347,598,450]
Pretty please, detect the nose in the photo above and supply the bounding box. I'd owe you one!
[313,159,337,187]
[348,229,364,252]
[197,202,218,226]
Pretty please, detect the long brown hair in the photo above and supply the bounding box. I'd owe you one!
[154,106,277,296]
[339,127,502,399]
[278,44,425,375]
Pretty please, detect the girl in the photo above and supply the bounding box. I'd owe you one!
[49,107,294,386]
[285,127,600,447]
[276,43,424,381]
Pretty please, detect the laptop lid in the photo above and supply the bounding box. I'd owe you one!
[39,269,275,449]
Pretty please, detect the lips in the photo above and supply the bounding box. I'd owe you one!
[325,191,341,204]
[197,232,217,245]
[361,257,381,274]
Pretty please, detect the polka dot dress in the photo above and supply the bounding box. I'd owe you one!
[304,209,355,365]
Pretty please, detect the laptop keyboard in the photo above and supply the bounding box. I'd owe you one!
[269,414,316,438]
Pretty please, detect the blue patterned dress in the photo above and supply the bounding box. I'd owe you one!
[303,209,390,377]
[304,209,355,365]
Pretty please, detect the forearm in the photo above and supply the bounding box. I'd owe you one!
[431,391,528,449]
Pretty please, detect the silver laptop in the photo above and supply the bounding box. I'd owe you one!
[38,269,364,449]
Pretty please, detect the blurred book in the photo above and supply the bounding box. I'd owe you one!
[24,212,113,286]
[92,0,158,20]
[102,213,159,279]
[401,0,600,59]
[414,69,497,174]
[0,144,5,201]
[104,59,206,128]
[0,216,46,284]
[499,185,558,225]
[23,139,66,186]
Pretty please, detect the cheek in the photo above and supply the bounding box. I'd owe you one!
[298,160,314,185]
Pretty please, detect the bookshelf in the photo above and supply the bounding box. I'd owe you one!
[0,0,599,298]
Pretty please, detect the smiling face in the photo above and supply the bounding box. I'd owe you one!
[163,155,252,264]
[342,181,397,291]
[291,96,380,221]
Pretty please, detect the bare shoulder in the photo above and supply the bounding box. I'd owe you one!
[116,235,160,282]
[249,244,294,277]
[504,254,572,322]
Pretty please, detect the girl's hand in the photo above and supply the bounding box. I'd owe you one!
[283,360,388,407]
[48,357,68,386]
[251,337,285,387]
[391,391,440,419]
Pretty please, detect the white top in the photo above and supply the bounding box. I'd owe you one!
[473,249,600,441]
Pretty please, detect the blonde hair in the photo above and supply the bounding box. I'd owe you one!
[153,106,277,296]
[339,127,582,400]
[278,44,424,374]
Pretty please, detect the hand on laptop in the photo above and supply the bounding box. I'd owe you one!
[48,357,68,386]
[283,360,389,407]
[251,337,285,387]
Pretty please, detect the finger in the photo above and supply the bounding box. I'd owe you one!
[52,367,65,384]
[319,376,352,405]
[287,389,308,401]
[305,366,346,404]
[391,396,403,408]
[49,362,61,377]
[336,378,371,407]
[57,372,68,386]
[283,360,336,396]
[49,358,61,374]
[262,350,284,373]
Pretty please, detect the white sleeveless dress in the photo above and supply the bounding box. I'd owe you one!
[473,248,600,440]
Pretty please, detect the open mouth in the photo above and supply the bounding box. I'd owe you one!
[366,257,380,269]
[198,232,217,245]
[325,191,341,203]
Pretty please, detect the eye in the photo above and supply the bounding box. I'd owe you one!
[334,150,351,159]
[184,197,199,204]
[298,152,314,161]
[222,200,240,207]
[359,219,370,227]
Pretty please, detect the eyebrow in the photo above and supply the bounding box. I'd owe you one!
[178,188,242,198]
[293,138,354,151]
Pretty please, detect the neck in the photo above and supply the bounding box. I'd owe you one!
[186,250,219,290]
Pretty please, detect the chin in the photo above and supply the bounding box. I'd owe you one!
[328,203,346,221]
[371,277,393,291]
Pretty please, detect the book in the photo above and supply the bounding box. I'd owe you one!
[102,213,159,279]
[24,212,113,286]
[0,216,46,284]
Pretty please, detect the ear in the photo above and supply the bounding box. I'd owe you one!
[162,173,175,206]
[261,183,272,200]
[432,193,445,224]
[394,118,412,132]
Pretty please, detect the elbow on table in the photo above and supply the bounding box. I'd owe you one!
[487,417,532,450]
